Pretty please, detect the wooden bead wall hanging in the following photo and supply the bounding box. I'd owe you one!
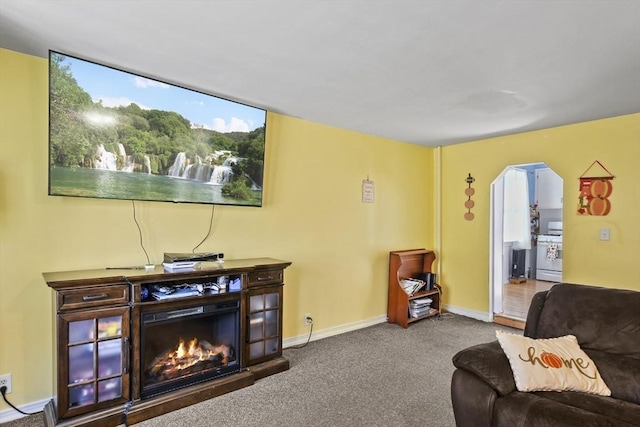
[464,173,475,221]
[577,161,615,216]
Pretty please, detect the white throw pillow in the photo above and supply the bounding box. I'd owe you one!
[496,330,611,395]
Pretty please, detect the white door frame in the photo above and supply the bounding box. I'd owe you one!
[489,172,504,320]
[489,163,547,319]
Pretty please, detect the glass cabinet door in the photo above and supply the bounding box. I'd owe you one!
[59,306,129,418]
[247,286,282,364]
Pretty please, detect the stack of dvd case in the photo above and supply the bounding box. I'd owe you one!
[409,297,432,318]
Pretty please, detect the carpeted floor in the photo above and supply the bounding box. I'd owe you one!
[1,314,517,427]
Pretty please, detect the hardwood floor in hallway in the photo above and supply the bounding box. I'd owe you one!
[494,279,557,329]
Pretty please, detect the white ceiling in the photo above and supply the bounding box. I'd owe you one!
[1,0,639,147]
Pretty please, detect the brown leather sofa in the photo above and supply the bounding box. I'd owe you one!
[451,283,640,427]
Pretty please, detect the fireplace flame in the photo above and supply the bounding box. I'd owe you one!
[147,338,232,380]
[175,337,200,360]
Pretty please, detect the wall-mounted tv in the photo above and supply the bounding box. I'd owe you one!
[48,50,266,206]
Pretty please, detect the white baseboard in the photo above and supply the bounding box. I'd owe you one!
[442,304,492,322]
[0,397,48,423]
[284,314,388,348]
[283,308,494,349]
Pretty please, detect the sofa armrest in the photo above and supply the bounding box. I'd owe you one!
[452,340,517,396]
[451,369,498,427]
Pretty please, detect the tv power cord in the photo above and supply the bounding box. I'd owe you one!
[131,201,151,266]
[0,385,39,416]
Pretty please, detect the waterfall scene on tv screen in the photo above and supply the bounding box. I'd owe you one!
[48,51,266,206]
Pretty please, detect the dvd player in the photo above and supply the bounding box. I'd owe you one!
[163,252,224,263]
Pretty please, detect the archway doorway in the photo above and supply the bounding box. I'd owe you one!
[490,163,563,328]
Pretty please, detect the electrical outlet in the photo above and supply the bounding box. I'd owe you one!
[0,373,11,394]
[304,313,313,326]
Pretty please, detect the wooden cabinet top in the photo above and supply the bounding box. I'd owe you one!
[43,258,292,290]
[389,249,435,275]
[389,248,435,257]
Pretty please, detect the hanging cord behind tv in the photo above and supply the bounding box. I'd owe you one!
[132,200,151,265]
[192,204,216,253]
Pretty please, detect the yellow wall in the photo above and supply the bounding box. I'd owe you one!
[440,114,640,313]
[0,48,434,406]
[2,47,639,409]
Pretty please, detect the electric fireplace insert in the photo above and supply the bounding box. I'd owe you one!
[140,297,241,399]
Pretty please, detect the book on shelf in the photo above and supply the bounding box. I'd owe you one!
[400,278,426,295]
[409,297,432,317]
[409,306,438,318]
[411,297,433,306]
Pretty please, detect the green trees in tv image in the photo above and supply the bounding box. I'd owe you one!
[49,53,265,202]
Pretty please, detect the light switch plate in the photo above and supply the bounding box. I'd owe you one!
[599,228,610,241]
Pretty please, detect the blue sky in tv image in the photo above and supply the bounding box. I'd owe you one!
[57,52,266,132]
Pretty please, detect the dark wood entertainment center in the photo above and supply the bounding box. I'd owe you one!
[42,258,291,427]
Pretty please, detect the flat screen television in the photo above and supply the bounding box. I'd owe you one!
[48,50,266,206]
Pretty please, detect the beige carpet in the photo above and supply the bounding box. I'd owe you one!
[1,314,516,427]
